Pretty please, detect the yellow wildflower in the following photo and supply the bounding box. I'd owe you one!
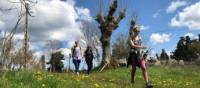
[42,84,46,87]
[94,83,100,88]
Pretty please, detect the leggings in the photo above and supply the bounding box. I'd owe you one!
[131,56,148,82]
[86,58,93,74]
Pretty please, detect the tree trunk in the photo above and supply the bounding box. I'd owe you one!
[96,0,125,71]
[100,35,111,69]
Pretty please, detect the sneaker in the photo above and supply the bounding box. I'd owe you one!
[76,72,79,76]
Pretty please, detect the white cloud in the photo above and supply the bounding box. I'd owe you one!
[140,25,149,31]
[170,1,200,30]
[166,0,188,13]
[13,33,24,40]
[33,50,45,62]
[0,0,93,50]
[194,36,198,39]
[152,9,161,18]
[184,32,199,39]
[29,41,47,51]
[0,20,4,29]
[166,50,172,56]
[0,0,92,41]
[76,7,93,22]
[150,33,171,44]
[184,32,194,37]
[151,50,156,55]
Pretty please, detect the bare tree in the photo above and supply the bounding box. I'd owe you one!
[20,0,32,68]
[16,0,37,69]
[96,0,125,71]
[112,33,128,60]
[12,48,23,70]
[1,15,23,70]
[0,0,37,70]
[81,21,101,48]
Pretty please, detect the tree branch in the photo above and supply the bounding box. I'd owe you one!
[106,0,117,22]
[113,9,126,30]
[96,13,105,24]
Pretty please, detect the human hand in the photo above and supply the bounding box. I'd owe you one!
[141,46,147,49]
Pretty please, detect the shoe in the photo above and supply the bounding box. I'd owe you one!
[145,82,153,88]
[76,72,79,76]
[131,80,135,84]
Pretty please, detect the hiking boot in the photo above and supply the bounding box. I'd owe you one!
[145,82,153,88]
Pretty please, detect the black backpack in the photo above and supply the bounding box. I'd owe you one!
[85,47,93,58]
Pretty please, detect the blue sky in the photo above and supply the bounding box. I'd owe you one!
[0,0,200,56]
[75,0,200,54]
[1,0,199,70]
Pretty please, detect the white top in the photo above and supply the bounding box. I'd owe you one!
[73,46,82,60]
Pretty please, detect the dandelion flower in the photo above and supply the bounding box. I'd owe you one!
[42,84,46,87]
[94,83,100,88]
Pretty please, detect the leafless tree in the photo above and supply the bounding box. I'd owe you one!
[18,0,37,68]
[96,0,126,71]
[81,21,101,49]
[0,0,37,70]
[112,33,129,60]
[1,15,23,70]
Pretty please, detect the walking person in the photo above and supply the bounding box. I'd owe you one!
[84,45,94,74]
[127,25,151,87]
[71,41,83,75]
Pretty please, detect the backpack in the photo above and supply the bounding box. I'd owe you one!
[85,47,93,58]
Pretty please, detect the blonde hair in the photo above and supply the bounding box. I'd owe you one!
[132,25,140,33]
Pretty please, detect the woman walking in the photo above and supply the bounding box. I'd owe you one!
[71,41,83,75]
[84,45,94,74]
[128,25,150,87]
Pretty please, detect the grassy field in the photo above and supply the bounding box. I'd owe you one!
[0,66,200,88]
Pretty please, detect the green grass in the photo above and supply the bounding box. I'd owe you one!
[0,66,200,88]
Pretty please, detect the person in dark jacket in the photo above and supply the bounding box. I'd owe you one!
[84,45,94,74]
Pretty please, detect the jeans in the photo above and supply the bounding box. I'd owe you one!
[73,59,81,73]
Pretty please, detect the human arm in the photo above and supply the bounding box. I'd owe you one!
[129,38,146,49]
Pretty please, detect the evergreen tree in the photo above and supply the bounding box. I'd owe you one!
[172,35,200,61]
[47,52,64,72]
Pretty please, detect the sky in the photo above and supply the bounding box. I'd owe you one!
[0,0,200,56]
[75,0,200,55]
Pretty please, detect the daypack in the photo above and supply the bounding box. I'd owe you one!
[85,47,93,59]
